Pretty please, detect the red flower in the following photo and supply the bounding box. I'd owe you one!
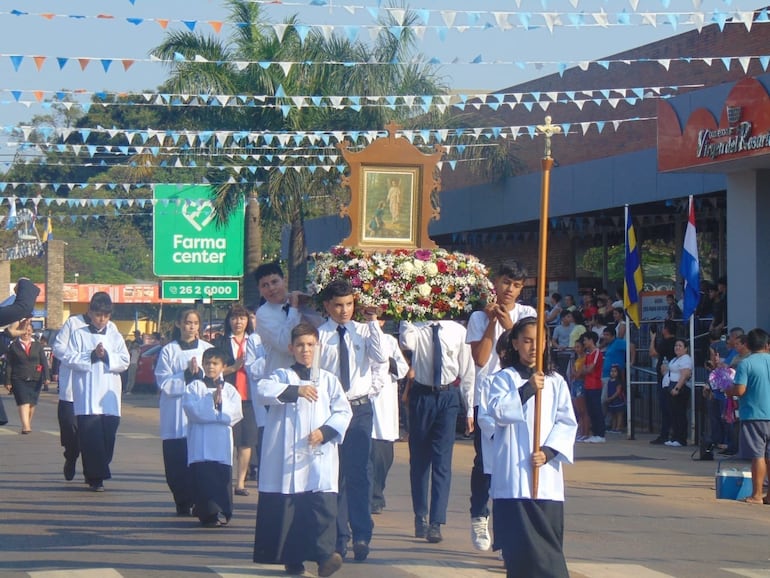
[437,260,448,273]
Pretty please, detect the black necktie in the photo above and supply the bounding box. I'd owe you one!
[432,324,442,386]
[337,325,350,392]
[282,303,290,316]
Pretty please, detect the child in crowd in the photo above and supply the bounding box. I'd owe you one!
[253,322,352,577]
[182,347,243,528]
[606,364,626,433]
[155,308,213,515]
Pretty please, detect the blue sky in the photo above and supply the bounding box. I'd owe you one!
[0,0,766,160]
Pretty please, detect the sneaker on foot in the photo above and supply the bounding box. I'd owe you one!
[668,441,683,447]
[588,436,606,443]
[318,552,343,577]
[470,516,491,551]
[352,541,369,562]
[426,523,443,543]
[414,515,428,538]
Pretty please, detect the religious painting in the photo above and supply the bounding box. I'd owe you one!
[361,167,418,246]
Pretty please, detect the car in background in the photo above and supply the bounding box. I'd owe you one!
[134,343,162,391]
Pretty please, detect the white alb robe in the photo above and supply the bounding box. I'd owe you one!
[244,332,267,426]
[65,322,130,417]
[154,339,212,440]
[52,314,87,403]
[487,368,577,501]
[182,379,243,466]
[371,333,409,441]
[255,367,352,494]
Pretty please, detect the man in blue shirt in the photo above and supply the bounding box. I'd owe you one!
[601,326,626,391]
[729,328,770,505]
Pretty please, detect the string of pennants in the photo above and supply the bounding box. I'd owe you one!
[0,82,703,115]
[1,4,767,36]
[3,51,769,80]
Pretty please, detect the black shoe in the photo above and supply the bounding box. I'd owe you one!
[318,552,343,577]
[63,458,76,481]
[352,541,369,562]
[649,437,667,445]
[414,515,428,538]
[176,503,193,516]
[371,504,383,515]
[284,563,305,575]
[89,481,105,492]
[426,523,443,543]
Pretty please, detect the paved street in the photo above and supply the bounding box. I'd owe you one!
[2,390,770,578]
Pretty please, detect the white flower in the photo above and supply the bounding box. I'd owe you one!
[417,283,431,297]
[413,259,425,273]
[399,260,415,275]
[425,262,439,276]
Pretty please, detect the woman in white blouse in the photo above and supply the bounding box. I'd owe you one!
[662,339,693,447]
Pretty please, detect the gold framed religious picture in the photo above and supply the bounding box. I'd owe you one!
[361,167,418,246]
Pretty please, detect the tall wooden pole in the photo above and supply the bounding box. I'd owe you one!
[533,116,561,498]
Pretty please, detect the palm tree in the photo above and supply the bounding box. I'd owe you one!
[152,0,448,292]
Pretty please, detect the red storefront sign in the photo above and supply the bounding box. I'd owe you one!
[658,77,770,172]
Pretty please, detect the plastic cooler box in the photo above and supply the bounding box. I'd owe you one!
[715,461,753,500]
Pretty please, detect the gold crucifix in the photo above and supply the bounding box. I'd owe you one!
[536,115,561,159]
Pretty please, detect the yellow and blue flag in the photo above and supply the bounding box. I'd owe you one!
[42,215,53,243]
[624,207,643,328]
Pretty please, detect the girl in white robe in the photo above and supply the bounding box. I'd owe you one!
[154,308,212,515]
[252,323,352,577]
[487,317,577,578]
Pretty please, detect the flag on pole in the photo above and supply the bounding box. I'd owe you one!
[5,197,17,230]
[624,206,644,328]
[42,216,53,243]
[680,196,700,320]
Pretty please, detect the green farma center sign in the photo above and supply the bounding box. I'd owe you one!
[153,184,244,278]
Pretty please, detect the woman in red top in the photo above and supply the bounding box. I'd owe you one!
[214,304,258,496]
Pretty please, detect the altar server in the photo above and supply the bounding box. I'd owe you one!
[64,292,130,492]
[252,322,352,577]
[487,317,577,578]
[370,322,410,514]
[182,347,243,527]
[155,308,212,515]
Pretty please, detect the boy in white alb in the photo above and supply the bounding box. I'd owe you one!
[183,347,243,527]
[63,292,130,492]
[465,262,536,549]
[253,322,352,577]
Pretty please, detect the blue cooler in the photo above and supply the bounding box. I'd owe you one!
[715,461,753,500]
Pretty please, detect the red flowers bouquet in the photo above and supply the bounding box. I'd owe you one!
[307,246,494,321]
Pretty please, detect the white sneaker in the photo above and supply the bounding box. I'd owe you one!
[664,440,674,446]
[588,436,606,443]
[470,516,491,551]
[668,441,683,447]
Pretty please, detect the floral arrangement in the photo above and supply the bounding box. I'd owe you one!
[708,366,735,392]
[307,246,495,321]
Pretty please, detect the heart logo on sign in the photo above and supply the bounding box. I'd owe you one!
[181,200,216,232]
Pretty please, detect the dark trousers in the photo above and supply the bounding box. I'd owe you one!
[77,414,119,485]
[470,405,491,518]
[58,400,79,462]
[370,439,394,511]
[670,386,691,444]
[584,389,605,438]
[190,461,232,524]
[163,438,194,509]
[337,402,373,549]
[408,387,459,525]
[707,395,726,445]
[658,385,672,439]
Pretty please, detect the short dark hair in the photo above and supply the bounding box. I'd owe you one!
[581,331,598,344]
[497,261,527,281]
[747,328,770,353]
[291,322,319,343]
[254,261,284,284]
[224,303,253,336]
[89,292,113,314]
[202,347,228,363]
[551,292,562,302]
[322,279,354,301]
[603,326,616,337]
